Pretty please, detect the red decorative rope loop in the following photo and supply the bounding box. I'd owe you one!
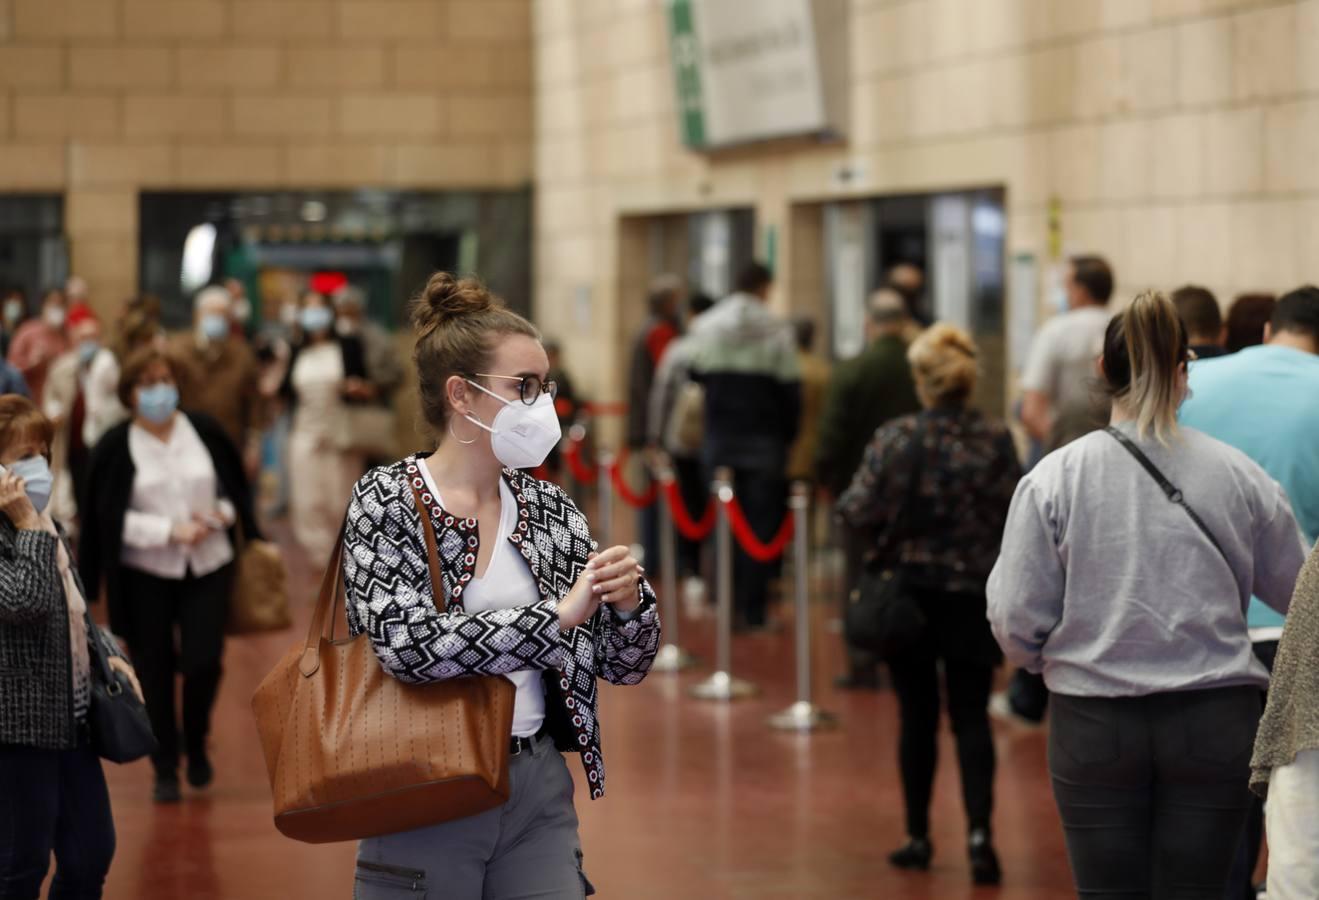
[662,478,717,541]
[607,448,659,509]
[563,437,599,483]
[723,496,794,563]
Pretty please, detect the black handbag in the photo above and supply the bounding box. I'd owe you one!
[844,418,929,659]
[86,612,157,764]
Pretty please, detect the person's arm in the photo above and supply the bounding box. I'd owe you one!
[1253,482,1312,615]
[540,481,661,686]
[1018,325,1058,444]
[343,472,568,685]
[1020,391,1052,444]
[647,344,682,448]
[5,325,40,378]
[836,423,907,530]
[0,528,63,624]
[985,480,1066,673]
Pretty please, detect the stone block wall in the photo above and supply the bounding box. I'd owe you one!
[0,0,532,312]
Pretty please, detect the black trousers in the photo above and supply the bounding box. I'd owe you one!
[726,468,786,628]
[1226,641,1277,900]
[673,456,706,579]
[120,564,232,776]
[887,647,996,839]
[1049,687,1259,899]
[0,740,115,900]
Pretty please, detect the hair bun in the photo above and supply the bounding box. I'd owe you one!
[412,272,494,333]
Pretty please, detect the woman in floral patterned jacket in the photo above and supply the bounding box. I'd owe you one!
[838,323,1020,887]
[343,272,660,900]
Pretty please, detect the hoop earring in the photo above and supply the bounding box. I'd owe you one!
[448,414,481,446]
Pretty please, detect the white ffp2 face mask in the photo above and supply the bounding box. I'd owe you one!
[464,380,562,469]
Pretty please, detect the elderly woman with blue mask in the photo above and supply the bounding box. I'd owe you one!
[278,289,371,562]
[79,347,260,805]
[0,394,142,899]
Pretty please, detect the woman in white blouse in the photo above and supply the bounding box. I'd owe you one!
[78,347,261,804]
[279,290,370,564]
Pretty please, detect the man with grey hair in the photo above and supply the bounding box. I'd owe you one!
[170,285,264,472]
[817,287,922,688]
[332,284,403,408]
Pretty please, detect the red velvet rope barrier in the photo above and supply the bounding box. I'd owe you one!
[662,477,717,541]
[723,496,795,563]
[607,449,659,509]
[563,438,599,483]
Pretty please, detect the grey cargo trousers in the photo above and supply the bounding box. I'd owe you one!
[353,731,595,899]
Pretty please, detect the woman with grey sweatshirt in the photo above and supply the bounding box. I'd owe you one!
[987,291,1308,898]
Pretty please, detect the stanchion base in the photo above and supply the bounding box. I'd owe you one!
[650,644,698,673]
[767,701,839,732]
[688,671,759,701]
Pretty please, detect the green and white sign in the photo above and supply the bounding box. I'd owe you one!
[666,0,830,150]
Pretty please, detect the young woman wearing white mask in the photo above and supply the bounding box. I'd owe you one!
[343,273,661,900]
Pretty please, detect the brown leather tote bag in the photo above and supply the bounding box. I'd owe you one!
[251,483,516,844]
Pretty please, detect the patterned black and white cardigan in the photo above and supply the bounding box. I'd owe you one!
[342,455,661,800]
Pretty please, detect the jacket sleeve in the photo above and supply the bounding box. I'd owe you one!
[836,422,908,530]
[545,484,661,685]
[0,528,63,624]
[342,471,567,685]
[986,479,1065,673]
[1253,481,1311,615]
[595,582,662,686]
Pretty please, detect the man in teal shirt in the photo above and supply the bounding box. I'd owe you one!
[1181,284,1319,570]
[1178,284,1319,900]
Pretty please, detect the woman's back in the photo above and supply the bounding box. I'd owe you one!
[988,422,1308,697]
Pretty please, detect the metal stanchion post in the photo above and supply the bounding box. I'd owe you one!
[651,463,696,672]
[690,467,757,701]
[597,449,614,549]
[769,483,837,731]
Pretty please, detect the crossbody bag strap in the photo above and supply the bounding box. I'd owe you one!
[409,480,449,614]
[1104,426,1232,568]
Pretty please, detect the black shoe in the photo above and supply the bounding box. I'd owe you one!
[153,774,181,804]
[187,752,214,789]
[888,838,933,871]
[969,829,1001,886]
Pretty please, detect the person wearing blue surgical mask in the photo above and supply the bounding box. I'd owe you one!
[78,347,261,805]
[277,289,372,562]
[42,304,103,524]
[169,285,264,475]
[0,394,142,899]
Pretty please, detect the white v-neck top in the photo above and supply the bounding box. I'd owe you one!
[417,463,546,738]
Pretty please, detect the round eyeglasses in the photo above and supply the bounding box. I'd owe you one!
[471,373,559,406]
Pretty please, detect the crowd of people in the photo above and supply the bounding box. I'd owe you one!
[0,274,406,895]
[3,258,1319,898]
[628,257,1319,898]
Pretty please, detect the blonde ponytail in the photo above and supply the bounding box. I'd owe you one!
[1101,291,1188,445]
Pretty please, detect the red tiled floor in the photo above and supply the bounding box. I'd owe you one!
[98,520,1075,899]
